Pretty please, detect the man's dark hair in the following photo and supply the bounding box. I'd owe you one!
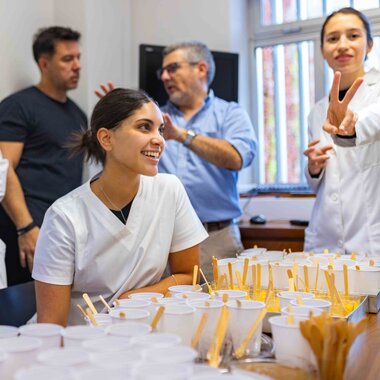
[32,26,81,63]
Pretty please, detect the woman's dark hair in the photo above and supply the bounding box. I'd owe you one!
[71,88,154,164]
[320,7,373,47]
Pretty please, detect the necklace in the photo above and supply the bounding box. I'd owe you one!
[99,186,127,224]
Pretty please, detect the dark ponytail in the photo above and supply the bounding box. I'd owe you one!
[69,88,153,164]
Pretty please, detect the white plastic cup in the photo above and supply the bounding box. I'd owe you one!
[157,298,187,306]
[105,322,152,338]
[133,363,193,380]
[239,247,267,258]
[129,292,164,300]
[156,304,196,346]
[62,326,106,347]
[14,365,76,380]
[0,325,19,338]
[0,337,42,379]
[76,367,128,380]
[37,347,90,368]
[109,308,150,324]
[217,258,241,287]
[277,291,314,309]
[81,336,131,352]
[271,262,294,290]
[226,300,266,357]
[290,298,331,312]
[0,350,8,379]
[269,315,314,368]
[190,374,253,380]
[263,251,286,262]
[281,306,323,318]
[174,292,210,302]
[84,312,113,328]
[143,345,198,364]
[350,266,380,295]
[113,298,151,309]
[186,299,224,360]
[168,285,202,294]
[89,350,143,370]
[19,323,63,348]
[131,332,181,349]
[213,290,247,301]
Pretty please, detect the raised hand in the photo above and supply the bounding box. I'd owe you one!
[304,139,333,177]
[94,82,115,99]
[323,72,363,136]
[162,113,183,141]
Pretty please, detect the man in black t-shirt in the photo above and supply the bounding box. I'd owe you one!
[0,27,86,285]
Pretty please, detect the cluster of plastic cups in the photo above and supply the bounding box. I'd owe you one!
[0,288,269,379]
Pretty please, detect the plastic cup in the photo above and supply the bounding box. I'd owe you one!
[269,315,314,368]
[156,304,195,346]
[105,321,152,338]
[109,308,150,324]
[62,326,106,347]
[263,251,286,262]
[129,292,164,300]
[82,336,131,352]
[277,291,314,309]
[77,367,127,380]
[89,350,142,370]
[0,350,8,379]
[113,298,151,309]
[143,345,198,364]
[157,298,187,306]
[19,323,63,348]
[84,312,113,328]
[168,285,202,294]
[226,300,266,357]
[281,306,323,318]
[174,292,210,302]
[213,290,247,301]
[131,332,181,349]
[290,298,331,312]
[186,299,224,360]
[0,337,42,379]
[350,266,380,295]
[271,262,294,290]
[14,365,76,380]
[133,362,193,380]
[239,247,267,258]
[190,374,253,380]
[0,325,19,338]
[37,347,90,368]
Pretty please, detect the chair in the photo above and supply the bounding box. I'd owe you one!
[0,281,36,326]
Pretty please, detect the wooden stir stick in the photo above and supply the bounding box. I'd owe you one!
[99,295,112,312]
[86,307,98,326]
[83,293,98,314]
[150,305,165,330]
[191,312,209,348]
[192,265,199,286]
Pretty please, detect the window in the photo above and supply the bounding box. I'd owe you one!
[251,0,380,184]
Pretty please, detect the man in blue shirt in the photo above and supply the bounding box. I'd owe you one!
[157,41,257,279]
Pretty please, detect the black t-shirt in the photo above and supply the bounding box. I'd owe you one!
[0,86,87,225]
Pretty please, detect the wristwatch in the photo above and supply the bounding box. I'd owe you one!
[183,130,197,147]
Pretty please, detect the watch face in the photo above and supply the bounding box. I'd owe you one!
[184,130,196,146]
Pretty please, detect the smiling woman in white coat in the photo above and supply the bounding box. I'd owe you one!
[304,7,380,255]
[32,88,208,326]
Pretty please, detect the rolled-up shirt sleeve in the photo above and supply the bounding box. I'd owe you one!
[224,103,257,169]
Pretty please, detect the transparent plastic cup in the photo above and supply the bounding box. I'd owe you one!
[277,291,314,309]
[132,362,193,380]
[0,325,19,339]
[19,323,63,348]
[37,347,90,369]
[131,332,181,349]
[81,336,131,352]
[226,300,266,357]
[185,299,224,360]
[156,304,195,346]
[143,345,198,364]
[105,321,152,338]
[168,285,202,294]
[0,337,42,379]
[109,308,150,324]
[62,326,106,347]
[14,365,76,380]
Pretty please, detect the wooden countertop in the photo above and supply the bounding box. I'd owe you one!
[345,312,380,379]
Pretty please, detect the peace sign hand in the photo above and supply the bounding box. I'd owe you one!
[323,71,363,136]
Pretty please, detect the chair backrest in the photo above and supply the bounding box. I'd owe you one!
[0,281,36,326]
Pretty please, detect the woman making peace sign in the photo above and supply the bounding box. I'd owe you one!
[304,7,380,255]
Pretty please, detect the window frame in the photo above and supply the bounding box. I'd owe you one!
[249,1,380,184]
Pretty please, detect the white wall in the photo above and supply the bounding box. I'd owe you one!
[0,0,255,182]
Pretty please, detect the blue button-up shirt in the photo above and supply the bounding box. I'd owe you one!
[159,91,257,223]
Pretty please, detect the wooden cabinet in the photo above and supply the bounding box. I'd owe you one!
[239,221,306,252]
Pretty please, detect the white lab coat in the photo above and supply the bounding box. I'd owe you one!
[0,150,9,288]
[305,68,380,255]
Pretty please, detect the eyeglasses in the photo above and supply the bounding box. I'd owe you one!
[156,61,199,80]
